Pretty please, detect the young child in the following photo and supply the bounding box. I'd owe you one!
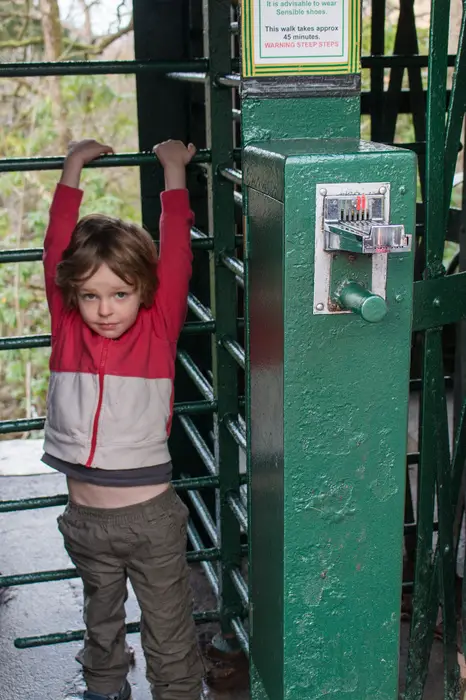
[42,138,203,700]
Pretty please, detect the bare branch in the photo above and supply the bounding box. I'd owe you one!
[0,15,133,54]
[92,14,134,52]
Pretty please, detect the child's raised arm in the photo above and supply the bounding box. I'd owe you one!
[151,140,197,341]
[43,140,113,331]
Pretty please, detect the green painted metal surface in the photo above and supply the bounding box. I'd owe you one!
[245,139,416,699]
[242,97,360,143]
[203,0,243,633]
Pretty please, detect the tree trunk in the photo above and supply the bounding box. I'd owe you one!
[39,0,71,151]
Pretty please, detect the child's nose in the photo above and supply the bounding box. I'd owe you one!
[98,300,112,317]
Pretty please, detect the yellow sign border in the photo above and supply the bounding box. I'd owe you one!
[241,0,360,77]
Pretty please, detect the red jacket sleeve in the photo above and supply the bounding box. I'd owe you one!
[152,189,193,342]
[43,184,83,335]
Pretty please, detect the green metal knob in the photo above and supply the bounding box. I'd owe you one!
[336,282,388,323]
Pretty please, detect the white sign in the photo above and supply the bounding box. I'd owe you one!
[242,0,359,76]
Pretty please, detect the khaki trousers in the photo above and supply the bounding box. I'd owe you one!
[58,486,203,699]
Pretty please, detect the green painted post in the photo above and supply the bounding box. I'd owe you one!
[241,2,417,698]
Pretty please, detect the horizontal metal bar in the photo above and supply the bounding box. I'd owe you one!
[227,492,248,532]
[177,350,214,402]
[230,567,249,608]
[404,521,439,535]
[360,90,451,116]
[14,609,220,649]
[413,271,466,331]
[187,521,219,597]
[219,167,242,186]
[0,474,220,514]
[0,319,215,351]
[190,226,209,240]
[224,415,247,451]
[220,253,244,280]
[178,415,216,475]
[231,617,250,657]
[361,54,456,69]
[0,59,209,78]
[216,73,240,88]
[0,417,45,433]
[187,293,214,323]
[0,399,217,435]
[181,321,215,335]
[409,376,453,391]
[0,234,226,265]
[0,567,76,588]
[183,478,218,546]
[222,337,245,370]
[0,494,68,513]
[0,547,220,588]
[191,237,212,251]
[0,150,211,173]
[0,334,51,351]
[190,227,213,251]
[166,72,207,84]
[0,248,43,263]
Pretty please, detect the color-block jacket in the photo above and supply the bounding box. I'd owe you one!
[43,184,193,470]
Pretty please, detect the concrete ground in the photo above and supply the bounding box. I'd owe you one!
[0,421,456,699]
[0,447,249,700]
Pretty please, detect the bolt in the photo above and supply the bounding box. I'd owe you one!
[379,186,387,194]
[433,297,441,307]
[399,185,406,195]
[319,188,327,196]
[316,302,324,311]
[395,294,403,303]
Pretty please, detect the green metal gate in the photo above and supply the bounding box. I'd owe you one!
[0,0,248,659]
[0,0,466,698]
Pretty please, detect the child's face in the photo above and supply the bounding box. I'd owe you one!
[76,263,141,339]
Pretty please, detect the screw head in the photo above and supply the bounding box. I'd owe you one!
[316,302,324,311]
[379,186,387,194]
[399,185,406,195]
[319,188,327,196]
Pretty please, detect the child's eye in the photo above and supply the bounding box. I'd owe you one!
[81,293,96,301]
[115,292,127,299]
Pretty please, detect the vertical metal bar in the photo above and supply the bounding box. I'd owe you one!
[369,0,386,142]
[444,9,466,226]
[406,0,457,695]
[203,0,241,633]
[424,0,450,271]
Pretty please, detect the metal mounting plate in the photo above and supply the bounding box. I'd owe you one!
[313,182,390,315]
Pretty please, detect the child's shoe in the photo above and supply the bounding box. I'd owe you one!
[83,680,131,700]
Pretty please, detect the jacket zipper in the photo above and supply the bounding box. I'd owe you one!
[85,338,110,467]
